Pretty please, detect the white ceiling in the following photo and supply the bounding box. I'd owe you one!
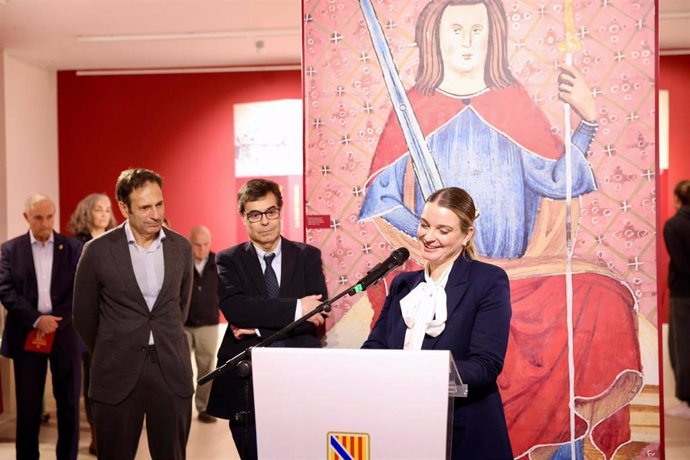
[0,0,303,71]
[661,0,690,52]
[0,0,689,72]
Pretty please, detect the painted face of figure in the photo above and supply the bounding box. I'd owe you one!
[439,3,490,77]
[91,197,112,232]
[119,181,164,243]
[24,199,55,243]
[242,192,282,253]
[190,228,211,263]
[417,201,473,269]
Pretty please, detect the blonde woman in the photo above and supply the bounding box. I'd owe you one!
[363,187,512,459]
[68,193,116,243]
[67,192,116,455]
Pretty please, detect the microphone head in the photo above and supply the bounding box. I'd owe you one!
[392,247,410,265]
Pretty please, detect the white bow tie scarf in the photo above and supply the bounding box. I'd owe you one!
[400,265,452,350]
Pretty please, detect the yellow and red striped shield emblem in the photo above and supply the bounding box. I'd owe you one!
[327,432,370,460]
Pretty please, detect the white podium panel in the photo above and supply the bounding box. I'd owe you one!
[252,348,451,460]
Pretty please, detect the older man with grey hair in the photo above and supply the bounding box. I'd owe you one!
[184,225,220,423]
[0,194,83,460]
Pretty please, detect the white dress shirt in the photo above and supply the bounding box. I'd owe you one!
[252,239,302,336]
[30,231,54,327]
[125,222,166,344]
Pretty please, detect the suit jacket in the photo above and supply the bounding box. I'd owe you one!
[0,231,83,358]
[72,224,194,405]
[185,251,219,327]
[664,206,690,298]
[206,238,327,419]
[363,257,513,460]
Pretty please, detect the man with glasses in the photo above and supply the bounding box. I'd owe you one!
[206,178,328,460]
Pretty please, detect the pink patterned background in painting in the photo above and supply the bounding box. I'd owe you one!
[303,0,657,329]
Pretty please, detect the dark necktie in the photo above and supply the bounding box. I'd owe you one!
[264,253,280,299]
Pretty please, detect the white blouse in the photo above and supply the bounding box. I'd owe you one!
[400,264,452,350]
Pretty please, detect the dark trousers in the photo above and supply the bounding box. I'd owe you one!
[669,297,690,403]
[13,349,81,460]
[83,351,94,425]
[92,347,192,460]
[229,420,258,460]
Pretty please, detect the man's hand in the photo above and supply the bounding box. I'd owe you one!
[300,294,326,326]
[36,315,62,335]
[230,325,256,340]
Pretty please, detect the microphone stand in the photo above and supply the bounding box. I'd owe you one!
[196,251,406,459]
[198,282,364,386]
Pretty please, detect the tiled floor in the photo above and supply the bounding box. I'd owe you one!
[665,412,690,459]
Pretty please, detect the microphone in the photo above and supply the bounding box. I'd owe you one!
[198,248,410,386]
[348,247,410,295]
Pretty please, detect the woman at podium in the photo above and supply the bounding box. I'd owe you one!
[362,187,512,459]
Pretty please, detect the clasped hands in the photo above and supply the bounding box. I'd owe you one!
[35,315,62,338]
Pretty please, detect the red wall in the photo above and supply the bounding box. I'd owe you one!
[57,70,301,252]
[658,56,690,323]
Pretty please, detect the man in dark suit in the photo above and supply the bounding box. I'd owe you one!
[73,168,194,460]
[206,178,328,460]
[0,194,82,460]
[664,179,690,418]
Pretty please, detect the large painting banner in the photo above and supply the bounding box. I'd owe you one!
[303,0,658,458]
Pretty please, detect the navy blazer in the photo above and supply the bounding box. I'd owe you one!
[0,231,83,358]
[363,256,513,460]
[206,237,328,419]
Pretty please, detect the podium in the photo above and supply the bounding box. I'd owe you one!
[252,348,466,459]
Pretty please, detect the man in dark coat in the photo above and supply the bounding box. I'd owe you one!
[206,179,328,460]
[664,179,690,419]
[0,194,82,460]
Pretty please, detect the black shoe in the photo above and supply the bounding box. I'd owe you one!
[89,427,97,455]
[197,412,217,423]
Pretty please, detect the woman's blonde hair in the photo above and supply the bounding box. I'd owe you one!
[426,187,478,259]
[67,193,116,235]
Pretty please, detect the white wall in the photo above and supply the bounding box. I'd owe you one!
[0,51,7,244]
[1,52,59,240]
[0,53,59,417]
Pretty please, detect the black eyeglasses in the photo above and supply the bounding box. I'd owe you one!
[245,207,281,223]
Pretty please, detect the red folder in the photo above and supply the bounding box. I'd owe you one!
[24,330,55,353]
